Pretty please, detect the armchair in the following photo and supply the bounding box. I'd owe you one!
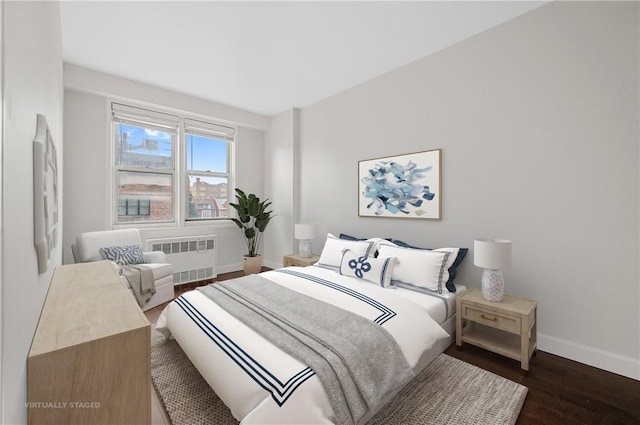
[71,229,174,311]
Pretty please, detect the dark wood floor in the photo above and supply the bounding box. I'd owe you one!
[445,339,640,424]
[148,269,640,425]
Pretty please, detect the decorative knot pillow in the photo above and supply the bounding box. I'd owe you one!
[339,249,396,288]
[100,244,146,265]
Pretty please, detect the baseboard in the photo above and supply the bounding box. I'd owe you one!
[216,260,282,275]
[216,263,243,275]
[538,332,639,380]
[263,259,282,270]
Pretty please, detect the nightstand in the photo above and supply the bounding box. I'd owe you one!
[283,254,320,267]
[456,287,537,374]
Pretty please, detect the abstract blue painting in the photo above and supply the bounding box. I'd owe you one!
[358,149,441,219]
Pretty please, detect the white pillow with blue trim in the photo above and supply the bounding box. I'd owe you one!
[100,244,146,265]
[377,243,451,293]
[339,249,397,288]
[317,233,374,269]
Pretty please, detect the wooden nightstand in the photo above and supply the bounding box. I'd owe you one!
[456,287,537,374]
[283,254,320,267]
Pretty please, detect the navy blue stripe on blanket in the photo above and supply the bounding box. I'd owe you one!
[174,296,315,406]
[275,269,397,326]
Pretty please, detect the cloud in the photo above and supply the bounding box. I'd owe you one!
[144,128,171,140]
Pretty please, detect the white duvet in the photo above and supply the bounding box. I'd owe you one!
[156,266,450,424]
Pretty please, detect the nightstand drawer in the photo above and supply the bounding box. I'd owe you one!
[462,304,521,333]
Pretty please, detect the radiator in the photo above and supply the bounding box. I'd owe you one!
[146,235,217,285]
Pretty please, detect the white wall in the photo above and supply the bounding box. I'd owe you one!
[63,67,268,273]
[63,89,108,243]
[297,1,639,379]
[229,125,266,271]
[2,2,64,423]
[264,108,300,269]
[64,64,270,130]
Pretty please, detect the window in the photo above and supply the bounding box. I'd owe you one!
[118,199,151,216]
[185,118,232,221]
[111,103,235,225]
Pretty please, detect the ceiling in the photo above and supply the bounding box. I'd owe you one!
[60,1,545,117]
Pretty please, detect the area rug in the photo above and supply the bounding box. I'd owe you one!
[151,329,528,425]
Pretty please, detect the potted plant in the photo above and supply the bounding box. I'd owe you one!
[229,188,275,275]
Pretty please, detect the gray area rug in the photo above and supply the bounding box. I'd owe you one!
[151,329,527,425]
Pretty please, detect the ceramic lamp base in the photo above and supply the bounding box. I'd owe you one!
[298,239,312,258]
[481,269,504,302]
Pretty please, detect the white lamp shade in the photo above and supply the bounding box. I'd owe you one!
[474,238,512,270]
[294,223,316,240]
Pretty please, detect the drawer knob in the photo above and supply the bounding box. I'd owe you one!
[481,314,498,321]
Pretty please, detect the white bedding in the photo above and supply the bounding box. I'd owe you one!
[391,281,467,324]
[156,266,463,425]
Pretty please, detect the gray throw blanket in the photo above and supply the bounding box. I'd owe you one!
[121,264,156,307]
[198,275,414,425]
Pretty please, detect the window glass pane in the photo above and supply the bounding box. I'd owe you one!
[117,171,173,223]
[187,175,228,220]
[115,123,173,169]
[126,200,139,216]
[139,199,151,215]
[118,199,127,216]
[186,134,228,173]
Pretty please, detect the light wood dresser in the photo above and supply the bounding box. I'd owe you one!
[27,260,151,425]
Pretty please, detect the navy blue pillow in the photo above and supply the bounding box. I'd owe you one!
[391,239,423,249]
[391,239,468,293]
[339,233,393,242]
[339,234,393,258]
[446,248,468,293]
[339,233,367,241]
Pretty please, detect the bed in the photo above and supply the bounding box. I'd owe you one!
[156,235,468,425]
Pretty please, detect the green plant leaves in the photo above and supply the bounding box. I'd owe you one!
[229,188,275,256]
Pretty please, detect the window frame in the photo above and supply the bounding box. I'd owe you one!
[184,119,233,222]
[109,101,236,229]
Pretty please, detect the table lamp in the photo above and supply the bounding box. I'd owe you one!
[474,238,512,302]
[295,224,316,258]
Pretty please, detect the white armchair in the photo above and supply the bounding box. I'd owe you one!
[71,229,174,310]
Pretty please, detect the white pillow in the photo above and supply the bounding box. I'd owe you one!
[377,243,452,293]
[432,247,461,281]
[363,237,391,256]
[339,249,397,288]
[317,234,374,269]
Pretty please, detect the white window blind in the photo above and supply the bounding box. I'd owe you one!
[184,118,235,141]
[112,103,180,132]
